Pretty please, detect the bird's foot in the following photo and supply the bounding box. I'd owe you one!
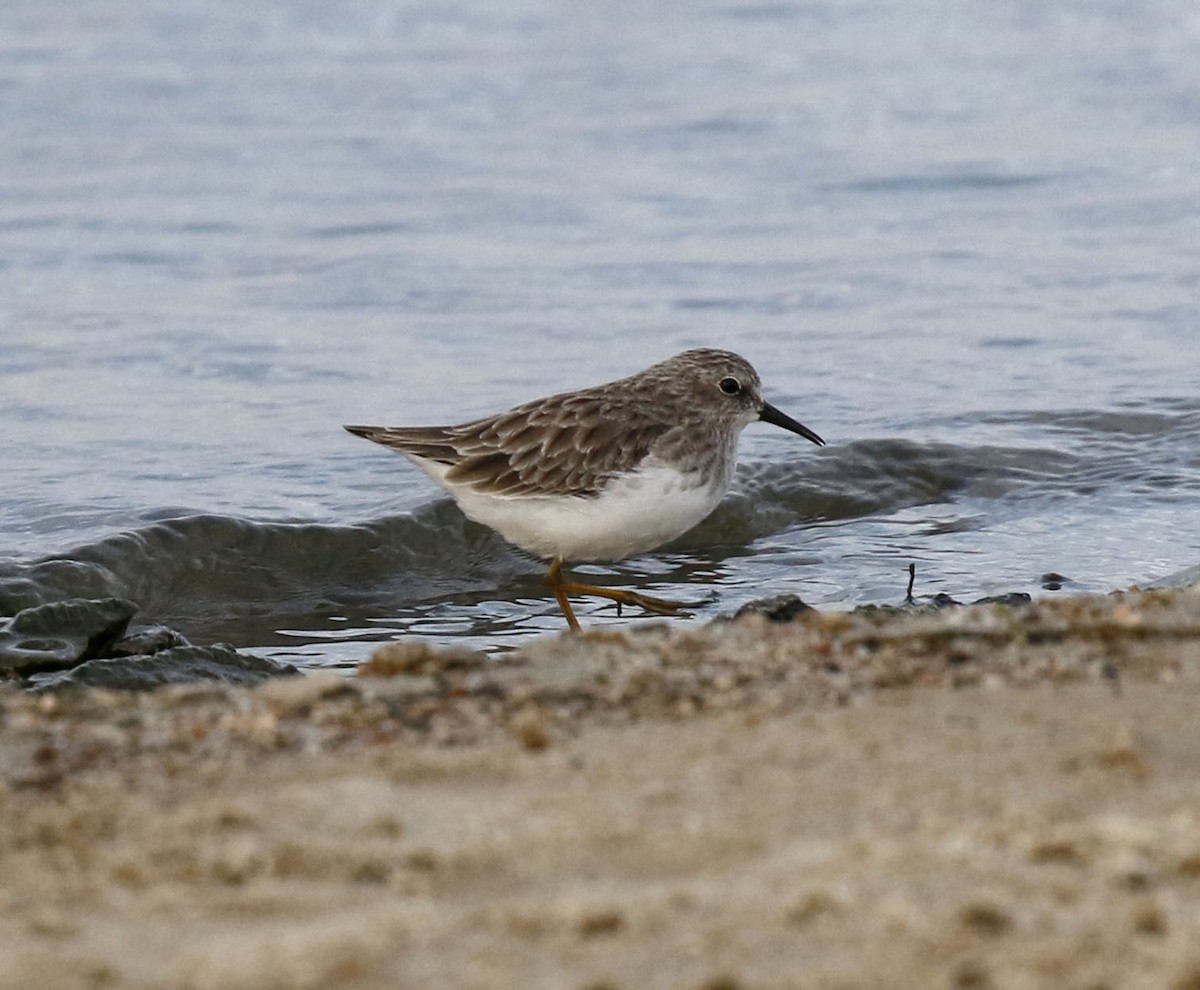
[544,558,697,630]
[584,585,692,617]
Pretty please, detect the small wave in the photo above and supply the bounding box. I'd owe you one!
[0,432,1193,651]
[0,503,522,636]
[975,404,1200,499]
[683,438,1082,549]
[827,170,1068,194]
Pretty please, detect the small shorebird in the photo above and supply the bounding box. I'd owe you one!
[346,348,824,630]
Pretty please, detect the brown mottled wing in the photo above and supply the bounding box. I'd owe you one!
[346,390,672,498]
[344,424,463,466]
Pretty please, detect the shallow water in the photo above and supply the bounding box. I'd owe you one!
[2,0,1198,667]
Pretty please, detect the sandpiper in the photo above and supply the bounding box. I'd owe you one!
[346,348,824,630]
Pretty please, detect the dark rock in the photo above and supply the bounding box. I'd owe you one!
[971,592,1032,607]
[928,593,962,609]
[856,590,1031,618]
[732,593,814,623]
[855,593,960,618]
[111,625,191,657]
[27,644,300,692]
[0,598,139,675]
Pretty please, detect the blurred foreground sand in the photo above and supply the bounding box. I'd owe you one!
[3,588,1200,990]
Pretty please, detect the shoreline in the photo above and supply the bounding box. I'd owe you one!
[3,586,1200,988]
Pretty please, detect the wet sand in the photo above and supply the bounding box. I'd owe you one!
[3,588,1200,989]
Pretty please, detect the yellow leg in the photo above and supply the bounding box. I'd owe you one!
[543,558,690,631]
[544,558,581,631]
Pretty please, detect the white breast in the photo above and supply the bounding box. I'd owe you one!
[441,461,727,562]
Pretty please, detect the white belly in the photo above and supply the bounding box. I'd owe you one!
[443,462,726,562]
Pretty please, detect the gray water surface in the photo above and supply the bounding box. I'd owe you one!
[2,0,1198,666]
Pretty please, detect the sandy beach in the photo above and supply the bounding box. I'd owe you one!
[4,587,1200,990]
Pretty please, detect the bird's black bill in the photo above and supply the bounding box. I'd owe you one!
[759,401,825,446]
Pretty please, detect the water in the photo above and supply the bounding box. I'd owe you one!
[2,0,1198,668]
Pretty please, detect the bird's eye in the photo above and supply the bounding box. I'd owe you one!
[718,377,741,395]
